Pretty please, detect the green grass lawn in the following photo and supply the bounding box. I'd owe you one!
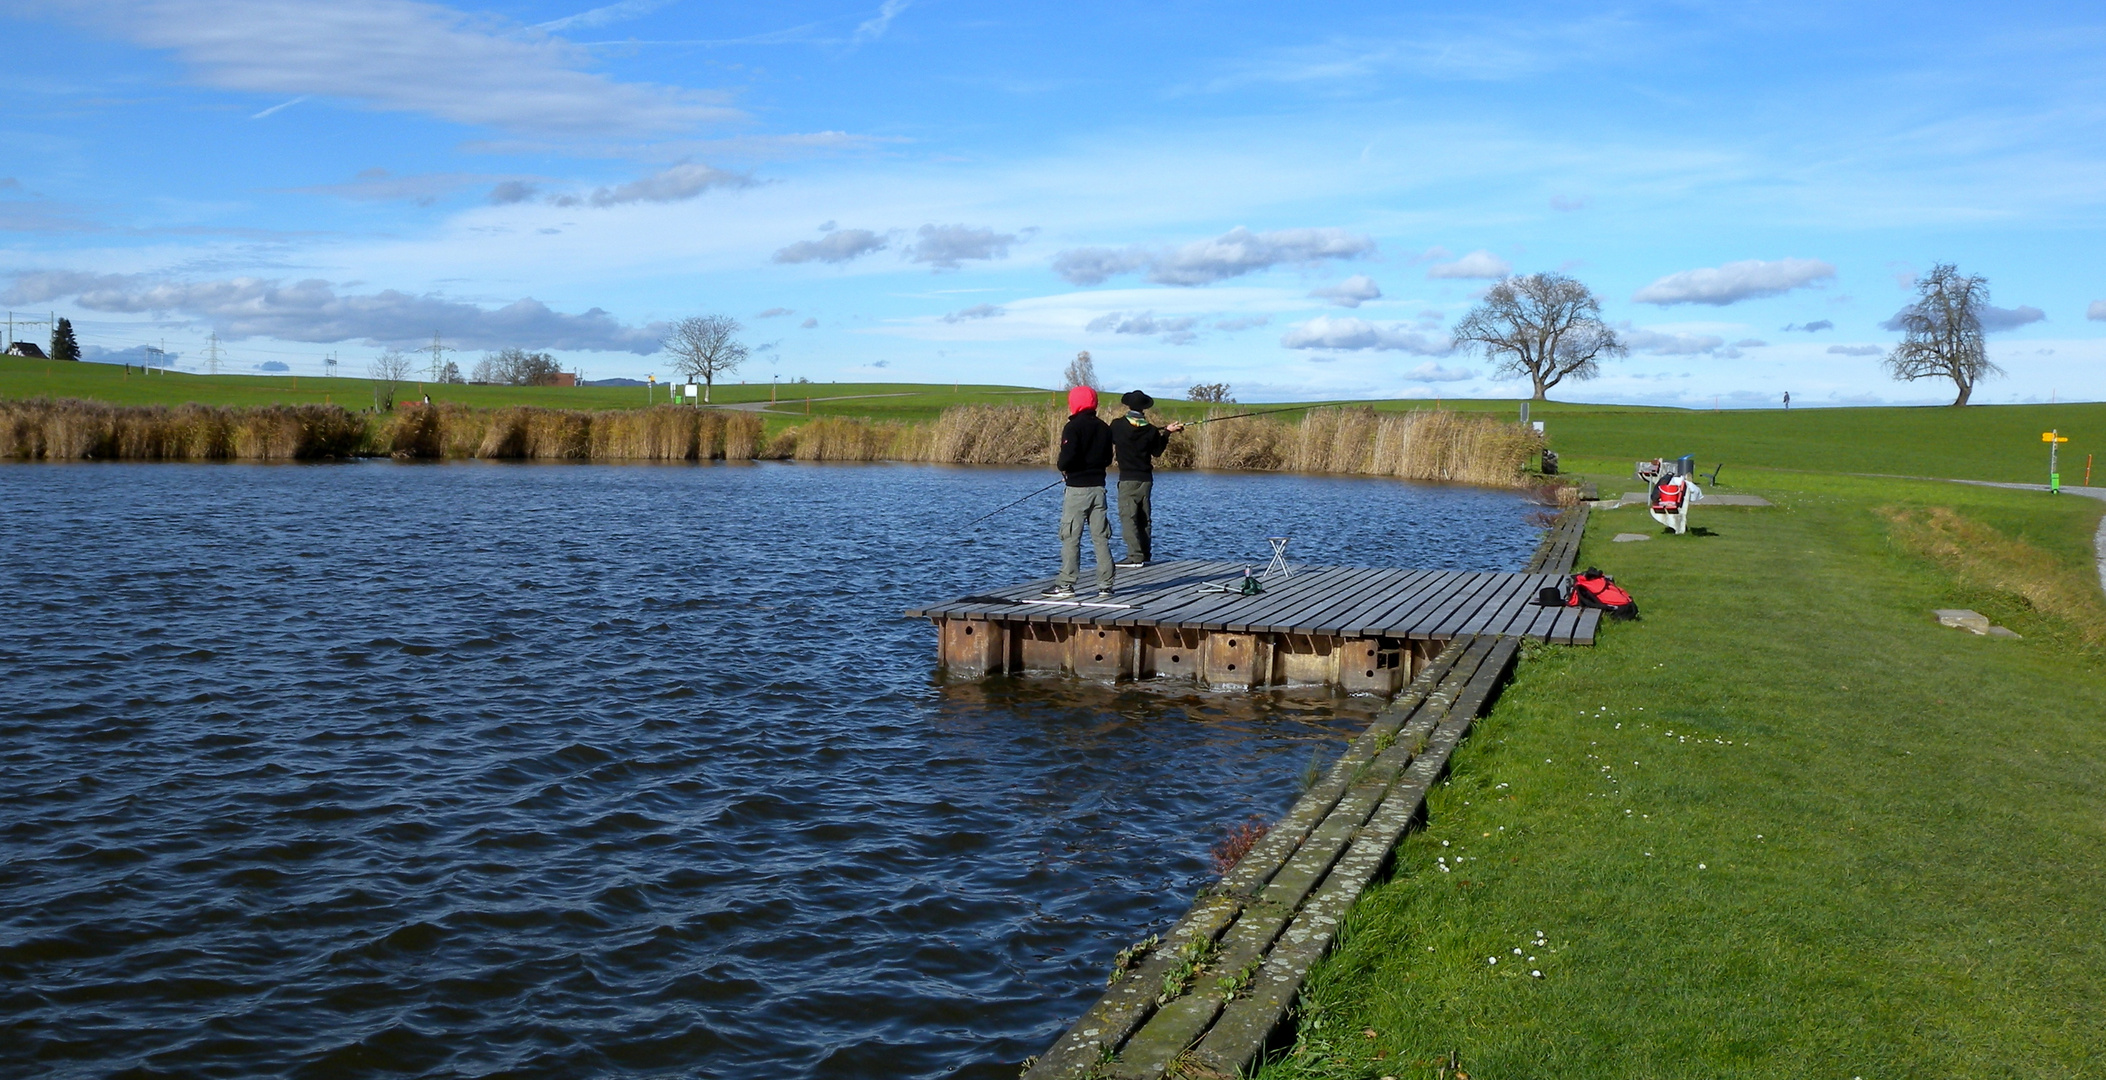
[0,357,1042,413]
[1258,472,2106,1079]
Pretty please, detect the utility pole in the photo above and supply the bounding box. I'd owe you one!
[324,351,337,379]
[427,332,449,382]
[206,332,222,375]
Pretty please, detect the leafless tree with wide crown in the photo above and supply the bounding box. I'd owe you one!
[1062,350,1098,390]
[1450,272,1624,402]
[663,315,748,403]
[1885,263,2002,406]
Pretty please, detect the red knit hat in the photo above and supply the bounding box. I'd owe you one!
[1067,385,1097,414]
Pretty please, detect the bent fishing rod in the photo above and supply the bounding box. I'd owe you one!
[1178,401,1349,426]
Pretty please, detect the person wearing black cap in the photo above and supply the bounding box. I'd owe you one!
[1110,390,1184,567]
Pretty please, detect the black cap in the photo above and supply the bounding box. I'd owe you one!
[1121,390,1154,410]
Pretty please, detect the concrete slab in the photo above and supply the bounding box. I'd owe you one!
[1611,532,1652,542]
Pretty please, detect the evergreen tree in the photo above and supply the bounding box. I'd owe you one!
[50,317,80,362]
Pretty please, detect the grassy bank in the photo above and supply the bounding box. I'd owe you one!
[0,357,1041,415]
[1258,472,2106,1079]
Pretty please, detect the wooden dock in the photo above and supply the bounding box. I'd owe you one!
[907,515,1597,692]
[1008,507,1594,1078]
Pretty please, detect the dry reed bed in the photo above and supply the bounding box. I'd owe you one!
[0,398,366,460]
[768,404,1544,488]
[3,398,1540,487]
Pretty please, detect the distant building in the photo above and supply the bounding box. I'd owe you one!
[544,372,577,387]
[5,342,47,358]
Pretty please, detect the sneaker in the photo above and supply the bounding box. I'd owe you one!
[1115,557,1147,568]
[1096,589,1115,600]
[1040,585,1076,599]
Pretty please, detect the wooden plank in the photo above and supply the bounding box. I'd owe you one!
[1289,567,1444,637]
[1274,566,1424,636]
[1223,566,1393,634]
[1357,569,1500,639]
[1454,574,1542,637]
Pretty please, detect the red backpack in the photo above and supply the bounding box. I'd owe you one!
[1565,568,1639,619]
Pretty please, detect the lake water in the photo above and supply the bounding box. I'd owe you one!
[0,461,1535,1078]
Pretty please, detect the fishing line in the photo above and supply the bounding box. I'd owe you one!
[956,477,1065,541]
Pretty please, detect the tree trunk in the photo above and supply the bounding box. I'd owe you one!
[1531,380,1549,401]
[704,375,712,404]
[1952,380,1971,406]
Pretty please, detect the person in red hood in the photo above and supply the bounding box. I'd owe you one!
[1044,385,1117,599]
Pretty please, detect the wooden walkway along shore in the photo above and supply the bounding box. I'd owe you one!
[907,509,1597,693]
[1017,507,1590,1078]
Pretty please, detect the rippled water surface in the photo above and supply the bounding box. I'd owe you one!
[1,461,1535,1078]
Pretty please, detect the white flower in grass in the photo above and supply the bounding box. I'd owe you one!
[1488,956,1497,965]
[1531,969,1543,978]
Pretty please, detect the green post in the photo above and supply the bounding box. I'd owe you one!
[2050,430,2061,494]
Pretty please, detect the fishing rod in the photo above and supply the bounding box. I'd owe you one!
[957,477,1065,539]
[1179,401,1349,426]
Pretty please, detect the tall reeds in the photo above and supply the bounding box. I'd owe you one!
[767,403,1544,488]
[1,397,1540,487]
[0,398,365,460]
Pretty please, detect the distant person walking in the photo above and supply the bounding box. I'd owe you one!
[1045,386,1116,599]
[1110,390,1184,567]
[1783,391,1791,410]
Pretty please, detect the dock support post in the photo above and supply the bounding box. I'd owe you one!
[1201,632,1269,689]
[1339,637,1406,695]
[938,618,1006,677]
[1068,625,1131,680]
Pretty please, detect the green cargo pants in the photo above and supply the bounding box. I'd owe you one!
[1057,485,1114,591]
[1117,478,1153,563]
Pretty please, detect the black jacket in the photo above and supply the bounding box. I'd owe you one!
[1110,413,1171,477]
[1056,410,1114,487]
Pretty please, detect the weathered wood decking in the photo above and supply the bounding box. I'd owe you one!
[907,509,1596,691]
[1016,508,1591,1078]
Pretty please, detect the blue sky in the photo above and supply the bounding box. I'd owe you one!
[3,0,2104,406]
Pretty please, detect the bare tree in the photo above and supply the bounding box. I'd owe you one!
[1885,263,2002,406]
[662,315,747,403]
[1188,382,1235,403]
[368,348,412,410]
[1451,273,1625,402]
[1063,350,1098,390]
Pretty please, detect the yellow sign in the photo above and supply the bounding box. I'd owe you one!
[2043,432,2069,443]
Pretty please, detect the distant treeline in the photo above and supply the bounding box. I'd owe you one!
[0,398,1543,487]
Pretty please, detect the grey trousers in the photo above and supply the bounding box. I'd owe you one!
[1057,485,1114,590]
[1117,478,1153,561]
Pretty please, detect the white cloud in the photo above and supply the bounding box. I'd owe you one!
[1549,194,1588,212]
[1310,274,1382,308]
[2089,300,2106,322]
[1879,303,2045,332]
[43,0,734,136]
[1404,362,1476,382]
[907,224,1016,269]
[1213,315,1271,331]
[557,164,750,207]
[854,0,912,44]
[5,271,660,352]
[1279,315,1448,354]
[1425,249,1511,279]
[534,0,676,33]
[1827,344,1883,356]
[1633,258,1836,306]
[1053,226,1375,286]
[774,228,887,264]
[1782,319,1834,332]
[941,303,1006,323]
[756,307,793,318]
[799,317,819,329]
[1980,304,2046,331]
[1623,326,1726,355]
[1086,311,1200,344]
